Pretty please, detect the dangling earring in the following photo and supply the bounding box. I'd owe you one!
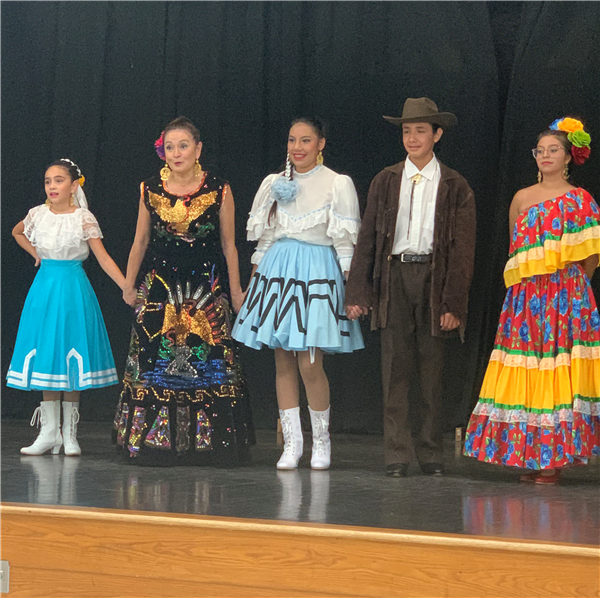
[194,159,202,177]
[285,153,292,180]
[160,162,171,181]
[316,150,324,166]
[70,194,75,206]
[45,198,51,207]
[563,164,569,180]
[537,171,542,183]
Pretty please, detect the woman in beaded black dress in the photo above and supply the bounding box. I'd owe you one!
[113,116,254,465]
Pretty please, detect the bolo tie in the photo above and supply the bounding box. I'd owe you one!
[406,173,423,240]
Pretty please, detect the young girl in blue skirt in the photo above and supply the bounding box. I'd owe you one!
[8,159,125,456]
[233,118,364,470]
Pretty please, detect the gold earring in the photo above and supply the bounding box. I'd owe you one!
[160,162,171,181]
[316,150,324,166]
[70,194,75,206]
[563,165,569,180]
[195,159,202,176]
[537,171,542,183]
[45,198,51,207]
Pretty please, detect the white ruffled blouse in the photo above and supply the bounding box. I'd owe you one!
[248,165,361,272]
[23,205,103,261]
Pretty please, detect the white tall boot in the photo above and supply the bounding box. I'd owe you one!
[21,401,63,455]
[309,406,331,470]
[276,407,304,470]
[62,401,81,456]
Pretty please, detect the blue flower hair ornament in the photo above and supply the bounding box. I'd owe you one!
[271,176,299,205]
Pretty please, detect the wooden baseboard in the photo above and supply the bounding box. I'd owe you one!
[2,502,599,598]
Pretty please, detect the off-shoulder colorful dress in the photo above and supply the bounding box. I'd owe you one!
[112,175,255,465]
[464,188,600,469]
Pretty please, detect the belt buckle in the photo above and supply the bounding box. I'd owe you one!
[400,253,414,263]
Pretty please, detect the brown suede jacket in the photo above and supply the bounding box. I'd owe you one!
[345,160,476,339]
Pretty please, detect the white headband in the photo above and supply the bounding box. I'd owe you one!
[60,158,82,178]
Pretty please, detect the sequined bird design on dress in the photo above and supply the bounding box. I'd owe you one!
[113,174,254,464]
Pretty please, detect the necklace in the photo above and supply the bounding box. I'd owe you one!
[164,171,207,196]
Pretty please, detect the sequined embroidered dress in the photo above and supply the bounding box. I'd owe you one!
[464,188,600,469]
[113,175,254,464]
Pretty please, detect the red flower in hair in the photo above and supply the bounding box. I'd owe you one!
[154,132,166,160]
[571,145,590,166]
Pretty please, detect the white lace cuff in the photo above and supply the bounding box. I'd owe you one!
[251,250,265,266]
[338,254,353,273]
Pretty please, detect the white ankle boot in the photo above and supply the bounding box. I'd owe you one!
[21,401,63,455]
[309,406,331,470]
[277,407,304,469]
[62,402,81,456]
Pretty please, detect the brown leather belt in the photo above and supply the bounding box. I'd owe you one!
[391,253,432,263]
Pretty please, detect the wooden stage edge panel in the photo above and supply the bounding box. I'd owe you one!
[1,502,599,598]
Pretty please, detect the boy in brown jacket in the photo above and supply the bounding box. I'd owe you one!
[345,97,476,477]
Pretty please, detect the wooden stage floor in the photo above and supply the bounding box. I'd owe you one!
[2,422,599,597]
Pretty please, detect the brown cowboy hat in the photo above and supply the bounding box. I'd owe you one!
[383,97,457,129]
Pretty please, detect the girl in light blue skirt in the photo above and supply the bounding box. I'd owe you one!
[8,159,125,456]
[233,117,364,470]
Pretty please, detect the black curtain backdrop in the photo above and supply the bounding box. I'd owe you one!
[2,2,599,434]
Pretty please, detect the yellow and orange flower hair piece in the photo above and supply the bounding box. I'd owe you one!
[549,117,591,165]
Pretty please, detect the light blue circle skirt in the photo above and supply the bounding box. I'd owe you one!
[6,259,118,391]
[233,238,364,353]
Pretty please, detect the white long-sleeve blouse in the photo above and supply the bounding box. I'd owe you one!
[247,165,361,272]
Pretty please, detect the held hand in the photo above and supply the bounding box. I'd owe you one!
[440,312,461,332]
[123,286,138,307]
[346,305,369,321]
[231,289,246,314]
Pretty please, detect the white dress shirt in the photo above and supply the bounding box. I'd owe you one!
[392,155,440,255]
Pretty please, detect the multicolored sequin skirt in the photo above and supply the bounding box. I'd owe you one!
[232,238,364,354]
[113,266,255,465]
[6,259,118,391]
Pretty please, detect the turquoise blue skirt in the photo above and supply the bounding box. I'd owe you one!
[233,238,364,354]
[6,259,118,391]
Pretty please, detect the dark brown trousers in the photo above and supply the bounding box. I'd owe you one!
[381,260,445,466]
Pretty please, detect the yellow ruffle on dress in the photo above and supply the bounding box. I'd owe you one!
[465,188,600,469]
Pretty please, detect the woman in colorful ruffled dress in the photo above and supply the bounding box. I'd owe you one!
[464,117,600,484]
[113,116,254,465]
[8,159,125,456]
[233,117,364,470]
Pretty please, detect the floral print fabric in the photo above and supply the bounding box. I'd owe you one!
[464,188,600,469]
